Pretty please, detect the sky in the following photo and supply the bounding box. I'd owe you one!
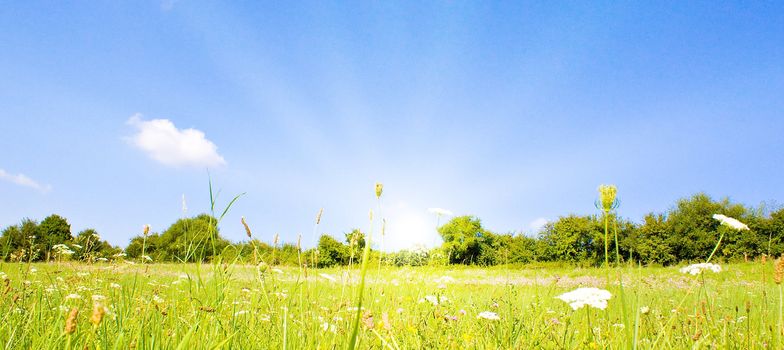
[1,1,783,251]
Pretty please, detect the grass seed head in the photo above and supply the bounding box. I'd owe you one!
[143,224,150,236]
[241,216,252,238]
[90,302,106,326]
[375,183,383,199]
[775,255,784,284]
[65,307,78,334]
[316,208,324,225]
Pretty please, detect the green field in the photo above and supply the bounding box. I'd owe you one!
[0,261,779,349]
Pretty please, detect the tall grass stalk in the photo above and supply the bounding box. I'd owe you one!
[347,209,374,350]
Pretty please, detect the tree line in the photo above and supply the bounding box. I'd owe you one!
[2,192,783,266]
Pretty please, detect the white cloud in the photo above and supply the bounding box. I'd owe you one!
[0,169,51,193]
[126,114,226,168]
[528,217,549,232]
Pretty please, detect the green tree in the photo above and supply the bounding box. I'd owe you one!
[438,216,494,264]
[73,229,119,262]
[623,213,675,265]
[38,214,72,260]
[155,214,229,262]
[666,193,755,262]
[317,234,349,267]
[538,215,603,264]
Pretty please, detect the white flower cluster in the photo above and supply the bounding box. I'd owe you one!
[556,287,612,310]
[52,244,75,255]
[679,263,722,275]
[712,214,749,231]
[477,311,500,320]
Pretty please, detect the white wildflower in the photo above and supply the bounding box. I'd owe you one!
[65,293,82,300]
[712,214,749,231]
[640,306,650,315]
[234,310,249,316]
[421,295,447,306]
[110,283,121,289]
[477,311,500,320]
[556,287,612,310]
[679,263,722,276]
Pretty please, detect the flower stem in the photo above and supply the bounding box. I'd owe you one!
[705,232,725,263]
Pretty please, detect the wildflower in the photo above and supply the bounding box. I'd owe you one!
[30,268,38,273]
[234,310,249,316]
[375,183,383,199]
[0,272,7,280]
[640,306,650,315]
[712,214,749,231]
[556,287,612,310]
[65,294,82,301]
[421,295,447,306]
[64,308,78,334]
[477,311,500,320]
[319,273,337,282]
[679,263,722,276]
[152,295,164,304]
[598,185,618,212]
[428,208,454,216]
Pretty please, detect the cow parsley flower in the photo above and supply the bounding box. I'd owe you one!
[679,263,721,275]
[712,214,749,231]
[556,287,612,310]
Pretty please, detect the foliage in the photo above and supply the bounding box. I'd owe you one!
[38,214,72,260]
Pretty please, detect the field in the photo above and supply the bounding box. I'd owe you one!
[0,261,780,349]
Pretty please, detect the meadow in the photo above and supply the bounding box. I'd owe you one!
[0,260,781,349]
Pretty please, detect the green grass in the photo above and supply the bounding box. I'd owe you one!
[0,261,779,349]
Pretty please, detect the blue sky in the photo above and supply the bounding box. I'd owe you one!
[1,1,782,250]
